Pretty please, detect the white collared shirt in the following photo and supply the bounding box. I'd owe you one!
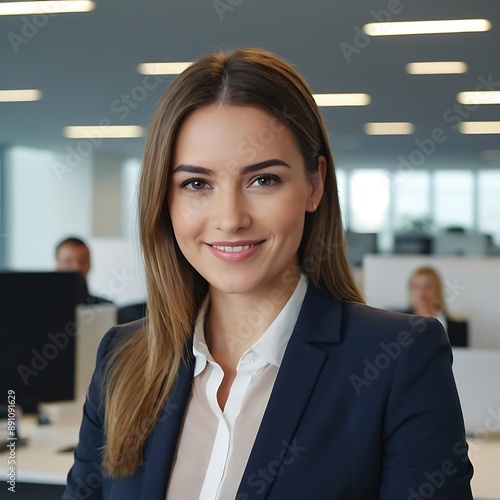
[166,273,308,500]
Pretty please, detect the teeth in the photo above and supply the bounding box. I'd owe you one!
[213,244,255,252]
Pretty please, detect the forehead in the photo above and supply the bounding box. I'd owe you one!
[412,274,435,285]
[58,244,89,259]
[172,105,301,168]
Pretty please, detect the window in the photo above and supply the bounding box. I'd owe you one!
[349,169,389,232]
[434,170,474,231]
[393,171,431,232]
[478,170,500,243]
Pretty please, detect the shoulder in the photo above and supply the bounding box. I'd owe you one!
[303,284,449,354]
[96,318,145,364]
[343,301,439,337]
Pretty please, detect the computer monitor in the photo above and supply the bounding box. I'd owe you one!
[433,233,488,257]
[393,234,432,255]
[0,272,79,413]
[345,231,378,267]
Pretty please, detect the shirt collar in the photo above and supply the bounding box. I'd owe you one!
[192,273,308,377]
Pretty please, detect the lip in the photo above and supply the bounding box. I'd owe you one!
[206,240,265,263]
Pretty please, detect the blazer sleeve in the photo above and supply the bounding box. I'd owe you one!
[64,327,118,500]
[379,317,473,499]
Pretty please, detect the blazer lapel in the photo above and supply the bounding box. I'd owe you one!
[140,350,195,500]
[237,285,343,499]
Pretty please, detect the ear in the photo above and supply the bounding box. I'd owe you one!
[306,155,327,213]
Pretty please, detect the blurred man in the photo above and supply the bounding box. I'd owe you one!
[55,237,112,305]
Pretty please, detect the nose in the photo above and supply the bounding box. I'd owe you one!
[211,187,251,233]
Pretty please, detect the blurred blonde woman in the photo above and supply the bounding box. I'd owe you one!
[408,266,468,347]
[65,48,472,499]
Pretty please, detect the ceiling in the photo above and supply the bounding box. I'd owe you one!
[1,0,499,167]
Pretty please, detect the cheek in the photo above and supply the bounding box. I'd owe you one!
[169,193,208,235]
[269,203,305,239]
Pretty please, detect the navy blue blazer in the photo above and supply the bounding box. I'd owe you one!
[65,284,473,499]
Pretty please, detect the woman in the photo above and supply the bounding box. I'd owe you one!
[65,48,473,499]
[408,266,469,347]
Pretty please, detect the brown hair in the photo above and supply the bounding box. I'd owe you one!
[409,266,446,312]
[102,47,364,477]
[55,236,88,258]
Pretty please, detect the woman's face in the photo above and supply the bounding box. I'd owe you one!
[409,274,440,311]
[168,104,325,295]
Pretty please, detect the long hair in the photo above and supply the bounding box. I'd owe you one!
[102,47,364,478]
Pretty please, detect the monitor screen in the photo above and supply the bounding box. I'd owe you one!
[345,231,378,267]
[0,272,79,413]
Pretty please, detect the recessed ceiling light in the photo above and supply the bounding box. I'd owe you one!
[63,125,145,138]
[364,122,415,135]
[458,122,500,134]
[406,61,468,75]
[0,1,95,16]
[363,19,491,36]
[312,93,371,106]
[0,89,42,102]
[457,91,500,105]
[137,62,192,75]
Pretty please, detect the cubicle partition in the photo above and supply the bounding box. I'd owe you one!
[363,256,500,350]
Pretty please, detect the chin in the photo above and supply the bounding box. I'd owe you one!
[204,270,265,295]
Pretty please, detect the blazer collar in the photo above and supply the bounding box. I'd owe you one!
[140,283,343,500]
[236,284,343,498]
[293,282,344,344]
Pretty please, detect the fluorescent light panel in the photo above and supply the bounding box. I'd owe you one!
[0,89,42,102]
[364,122,415,135]
[63,125,145,138]
[406,61,468,75]
[459,122,500,134]
[363,19,491,36]
[0,1,95,16]
[313,93,371,106]
[137,62,192,75]
[457,91,500,105]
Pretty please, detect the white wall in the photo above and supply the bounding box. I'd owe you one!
[5,146,93,269]
[4,147,145,306]
[363,255,500,350]
[87,237,147,306]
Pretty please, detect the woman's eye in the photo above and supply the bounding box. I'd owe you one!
[251,174,281,188]
[181,179,210,191]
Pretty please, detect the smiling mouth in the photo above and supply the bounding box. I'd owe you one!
[211,244,255,253]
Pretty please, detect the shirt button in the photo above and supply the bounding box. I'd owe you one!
[250,358,255,363]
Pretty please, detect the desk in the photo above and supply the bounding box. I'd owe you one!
[469,437,500,499]
[2,416,499,498]
[1,415,78,485]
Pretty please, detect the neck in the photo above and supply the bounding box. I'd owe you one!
[204,266,301,368]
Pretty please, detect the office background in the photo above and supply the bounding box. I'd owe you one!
[1,0,500,498]
[1,0,500,272]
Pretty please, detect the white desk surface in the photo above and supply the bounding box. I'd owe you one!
[2,416,499,498]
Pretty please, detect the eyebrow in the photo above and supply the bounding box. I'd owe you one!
[171,159,291,176]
